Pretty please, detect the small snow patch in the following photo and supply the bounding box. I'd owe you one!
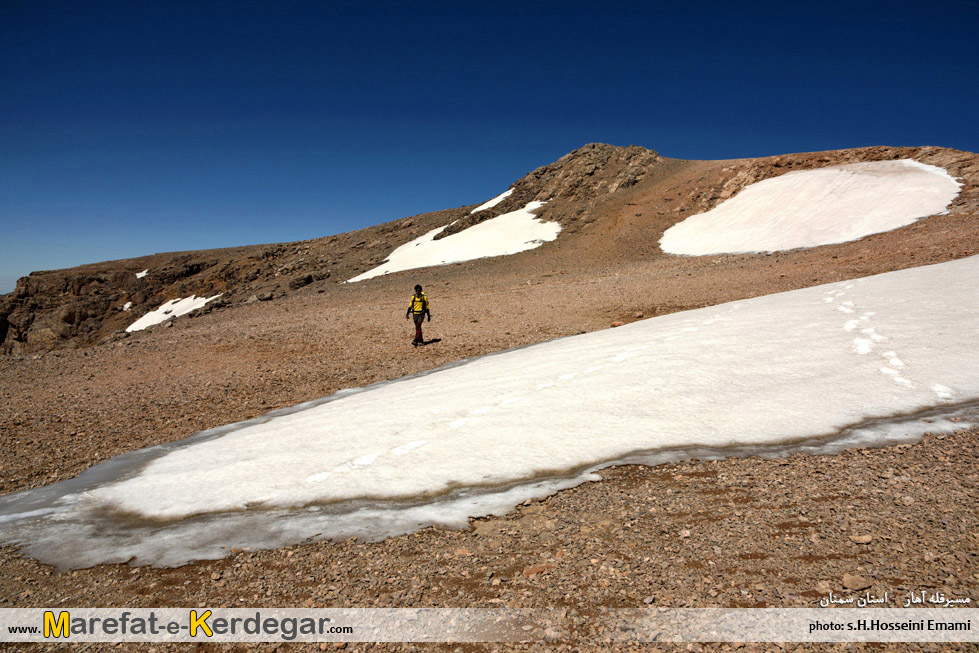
[125,294,222,332]
[470,188,514,214]
[136,269,148,279]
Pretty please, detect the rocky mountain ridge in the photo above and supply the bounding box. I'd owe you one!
[2,142,977,355]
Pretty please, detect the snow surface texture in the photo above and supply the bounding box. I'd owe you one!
[470,188,513,214]
[136,269,148,278]
[348,201,557,282]
[1,256,977,567]
[660,160,961,255]
[125,294,222,332]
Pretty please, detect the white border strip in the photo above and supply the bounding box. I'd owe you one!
[0,608,975,643]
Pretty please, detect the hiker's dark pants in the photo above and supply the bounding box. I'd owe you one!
[412,313,425,341]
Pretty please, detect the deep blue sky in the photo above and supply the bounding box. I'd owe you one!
[2,1,977,292]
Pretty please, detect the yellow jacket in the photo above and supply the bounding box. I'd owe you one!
[407,292,429,315]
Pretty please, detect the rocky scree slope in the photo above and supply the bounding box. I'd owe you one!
[1,143,976,355]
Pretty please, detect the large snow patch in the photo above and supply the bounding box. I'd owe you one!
[2,255,977,567]
[348,201,558,282]
[91,256,979,517]
[660,160,961,255]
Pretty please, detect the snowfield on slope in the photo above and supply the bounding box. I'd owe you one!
[125,294,223,332]
[660,160,961,255]
[2,255,976,567]
[348,200,557,282]
[91,256,979,516]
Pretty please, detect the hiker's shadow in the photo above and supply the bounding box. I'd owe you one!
[417,338,442,347]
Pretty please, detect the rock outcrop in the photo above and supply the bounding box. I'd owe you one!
[435,143,665,239]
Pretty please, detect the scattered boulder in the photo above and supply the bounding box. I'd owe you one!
[842,574,872,591]
[522,563,555,578]
[289,275,314,290]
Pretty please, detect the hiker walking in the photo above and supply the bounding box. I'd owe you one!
[406,284,431,346]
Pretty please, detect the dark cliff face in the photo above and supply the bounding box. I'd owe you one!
[1,260,225,354]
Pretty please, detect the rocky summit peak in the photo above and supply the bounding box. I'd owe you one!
[519,143,661,201]
[432,143,663,240]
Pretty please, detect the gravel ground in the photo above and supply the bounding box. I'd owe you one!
[0,431,976,652]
